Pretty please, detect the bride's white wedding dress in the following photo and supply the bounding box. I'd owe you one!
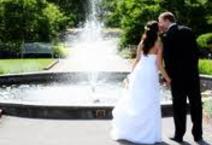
[111,53,161,144]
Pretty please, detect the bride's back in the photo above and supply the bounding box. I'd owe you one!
[146,40,160,55]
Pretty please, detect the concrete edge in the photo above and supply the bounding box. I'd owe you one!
[200,74,212,80]
[0,71,211,86]
[0,102,183,119]
[43,59,59,70]
[0,71,129,85]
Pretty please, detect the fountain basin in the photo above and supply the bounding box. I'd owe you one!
[1,71,211,89]
[0,102,178,119]
[0,71,128,85]
[0,71,173,119]
[0,72,210,119]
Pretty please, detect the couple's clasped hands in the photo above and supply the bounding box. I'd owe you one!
[163,76,171,88]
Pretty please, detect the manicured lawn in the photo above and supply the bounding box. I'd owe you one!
[0,59,54,75]
[199,59,212,75]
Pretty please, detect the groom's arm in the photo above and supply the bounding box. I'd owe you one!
[179,26,199,67]
[188,29,200,67]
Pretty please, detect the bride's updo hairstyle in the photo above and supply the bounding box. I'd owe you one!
[141,21,159,56]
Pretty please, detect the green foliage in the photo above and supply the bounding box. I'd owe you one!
[158,0,212,35]
[47,0,89,27]
[100,0,121,27]
[41,3,68,41]
[119,1,162,48]
[100,0,163,48]
[0,41,23,56]
[101,0,212,49]
[0,0,68,43]
[52,43,69,58]
[197,33,212,51]
[199,59,212,75]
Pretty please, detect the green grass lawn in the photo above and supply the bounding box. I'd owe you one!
[0,59,54,75]
[0,58,211,75]
[199,59,212,75]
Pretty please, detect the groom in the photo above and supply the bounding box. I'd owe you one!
[158,12,203,143]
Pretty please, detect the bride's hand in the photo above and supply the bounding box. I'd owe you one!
[123,77,129,89]
[165,77,171,87]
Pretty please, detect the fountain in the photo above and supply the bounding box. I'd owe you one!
[68,0,106,100]
[0,0,180,119]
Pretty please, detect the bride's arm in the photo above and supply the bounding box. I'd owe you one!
[132,42,142,72]
[156,43,171,85]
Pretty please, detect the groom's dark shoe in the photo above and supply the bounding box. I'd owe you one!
[194,136,202,142]
[195,139,210,145]
[170,137,183,143]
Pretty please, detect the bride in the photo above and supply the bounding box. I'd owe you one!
[111,21,171,144]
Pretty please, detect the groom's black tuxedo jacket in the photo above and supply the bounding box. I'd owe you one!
[161,24,199,82]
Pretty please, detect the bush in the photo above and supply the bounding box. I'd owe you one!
[52,43,69,58]
[197,33,212,52]
[0,42,23,58]
[199,59,212,75]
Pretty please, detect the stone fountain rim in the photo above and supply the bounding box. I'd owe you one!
[0,71,130,77]
[0,71,211,86]
[0,101,176,119]
[0,70,211,77]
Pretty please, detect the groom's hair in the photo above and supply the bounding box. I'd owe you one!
[159,12,176,23]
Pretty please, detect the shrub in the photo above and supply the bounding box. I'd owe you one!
[197,33,212,51]
[0,42,23,58]
[199,59,212,75]
[52,43,69,58]
[197,33,212,58]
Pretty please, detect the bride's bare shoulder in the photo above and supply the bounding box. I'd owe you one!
[155,38,163,51]
[156,37,163,47]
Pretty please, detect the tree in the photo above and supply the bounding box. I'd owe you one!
[101,0,212,48]
[114,0,162,48]
[47,0,89,27]
[0,0,67,43]
[158,0,212,36]
[100,0,121,27]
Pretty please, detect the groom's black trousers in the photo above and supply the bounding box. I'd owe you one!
[170,72,202,140]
